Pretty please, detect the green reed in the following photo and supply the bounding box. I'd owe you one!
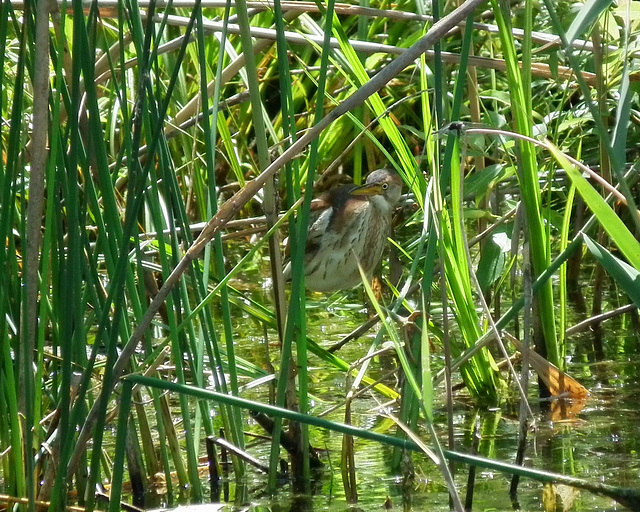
[1,0,639,510]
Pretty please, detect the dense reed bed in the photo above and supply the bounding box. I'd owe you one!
[1,0,639,510]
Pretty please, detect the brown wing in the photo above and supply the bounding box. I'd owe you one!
[283,194,333,262]
[304,195,334,262]
[285,184,365,266]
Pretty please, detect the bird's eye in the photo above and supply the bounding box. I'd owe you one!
[382,183,389,190]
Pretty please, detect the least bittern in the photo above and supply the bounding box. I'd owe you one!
[284,168,402,292]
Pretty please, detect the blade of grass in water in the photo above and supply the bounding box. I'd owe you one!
[438,15,501,402]
[357,265,465,512]
[195,0,247,477]
[490,0,560,369]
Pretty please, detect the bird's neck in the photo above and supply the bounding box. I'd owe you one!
[369,195,393,215]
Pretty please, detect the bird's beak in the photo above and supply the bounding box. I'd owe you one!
[350,183,383,196]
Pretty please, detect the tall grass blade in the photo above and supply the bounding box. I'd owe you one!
[611,1,632,160]
[328,14,425,202]
[490,0,560,368]
[548,143,640,270]
[357,266,464,510]
[195,0,247,479]
[566,0,613,43]
[583,236,640,307]
[108,381,133,512]
[558,184,576,351]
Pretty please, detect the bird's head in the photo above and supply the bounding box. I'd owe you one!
[350,168,403,211]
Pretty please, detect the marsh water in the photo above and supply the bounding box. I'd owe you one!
[124,289,640,512]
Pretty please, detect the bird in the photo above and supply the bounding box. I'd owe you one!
[283,168,403,293]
